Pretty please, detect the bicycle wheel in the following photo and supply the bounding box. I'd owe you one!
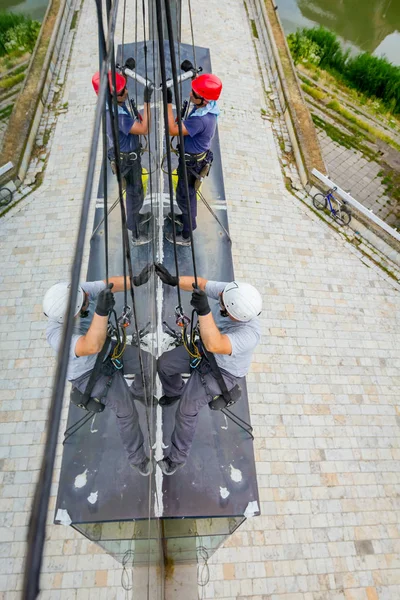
[312,193,327,210]
[0,186,12,207]
[338,208,351,226]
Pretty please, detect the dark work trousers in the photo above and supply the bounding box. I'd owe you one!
[71,346,154,466]
[122,154,144,237]
[157,345,239,464]
[175,150,213,237]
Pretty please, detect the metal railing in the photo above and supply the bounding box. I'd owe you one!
[312,169,400,244]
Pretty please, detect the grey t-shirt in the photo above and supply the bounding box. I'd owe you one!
[46,280,107,381]
[204,281,261,378]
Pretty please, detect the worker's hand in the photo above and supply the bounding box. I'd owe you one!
[166,87,173,104]
[144,85,153,103]
[155,263,178,286]
[133,264,153,286]
[191,284,210,316]
[95,283,115,317]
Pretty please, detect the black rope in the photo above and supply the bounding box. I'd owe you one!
[104,0,129,310]
[188,0,197,72]
[196,188,232,242]
[121,0,127,66]
[134,0,138,105]
[102,96,109,284]
[163,0,199,285]
[177,1,183,112]
[98,2,150,414]
[154,0,184,312]
[197,545,210,600]
[138,4,159,597]
[63,412,94,445]
[90,194,119,239]
[222,407,254,440]
[22,2,121,597]
[121,549,134,590]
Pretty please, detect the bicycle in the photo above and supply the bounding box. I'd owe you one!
[0,185,13,208]
[312,186,352,226]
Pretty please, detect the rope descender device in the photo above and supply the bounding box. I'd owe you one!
[118,305,132,329]
[175,306,190,328]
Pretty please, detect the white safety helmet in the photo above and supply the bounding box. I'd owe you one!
[222,281,262,322]
[43,282,85,324]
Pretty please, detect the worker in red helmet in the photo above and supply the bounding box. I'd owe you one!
[92,71,153,245]
[166,73,222,246]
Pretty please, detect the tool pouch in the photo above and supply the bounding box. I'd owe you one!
[70,387,106,413]
[208,383,242,411]
[194,162,211,192]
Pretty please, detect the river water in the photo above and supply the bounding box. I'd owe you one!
[277,0,400,66]
[2,0,48,21]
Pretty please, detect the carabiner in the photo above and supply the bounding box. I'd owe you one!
[190,356,202,369]
[111,358,123,370]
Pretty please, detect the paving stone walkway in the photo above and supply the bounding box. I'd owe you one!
[1,1,400,600]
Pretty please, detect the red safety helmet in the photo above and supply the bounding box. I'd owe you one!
[192,73,222,102]
[92,71,127,95]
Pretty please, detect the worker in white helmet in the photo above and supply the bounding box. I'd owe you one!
[43,267,154,476]
[154,263,262,475]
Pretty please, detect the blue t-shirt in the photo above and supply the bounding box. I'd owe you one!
[106,104,140,154]
[183,110,217,154]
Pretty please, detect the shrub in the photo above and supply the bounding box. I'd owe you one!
[0,11,41,57]
[287,30,321,66]
[0,71,25,88]
[288,26,400,114]
[301,83,326,102]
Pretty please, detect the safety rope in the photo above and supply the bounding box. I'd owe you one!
[98,0,129,309]
[121,0,127,66]
[177,1,183,115]
[63,411,94,444]
[163,0,199,286]
[154,0,185,321]
[22,1,121,597]
[104,4,160,597]
[137,4,159,597]
[100,15,150,412]
[188,0,197,72]
[101,6,110,285]
[222,407,254,440]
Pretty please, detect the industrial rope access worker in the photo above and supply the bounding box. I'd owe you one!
[166,73,222,246]
[92,71,153,245]
[43,268,154,476]
[154,263,262,475]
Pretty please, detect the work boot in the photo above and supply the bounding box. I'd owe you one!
[131,232,150,246]
[139,212,152,227]
[131,214,152,246]
[158,394,181,407]
[165,231,191,246]
[157,456,186,476]
[167,212,183,228]
[131,457,153,476]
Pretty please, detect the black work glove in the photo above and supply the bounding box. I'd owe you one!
[155,263,178,286]
[95,283,115,317]
[133,264,152,287]
[191,284,211,316]
[144,85,153,103]
[166,86,173,104]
